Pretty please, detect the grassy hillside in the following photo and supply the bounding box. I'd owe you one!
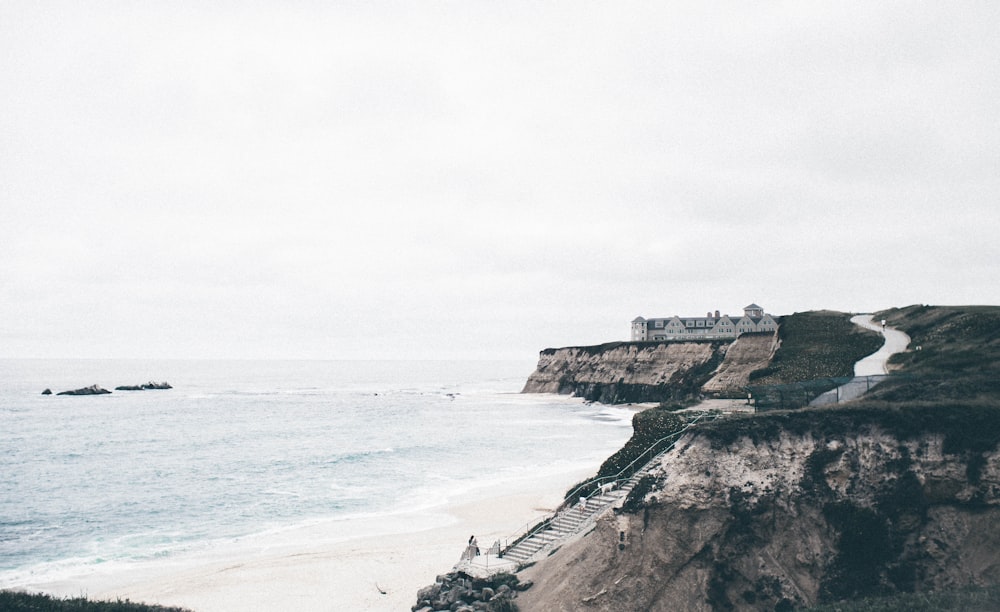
[699,401,1000,460]
[705,305,1000,458]
[871,304,1000,403]
[748,311,883,385]
[743,311,883,409]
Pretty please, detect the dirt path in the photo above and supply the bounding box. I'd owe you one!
[850,314,911,376]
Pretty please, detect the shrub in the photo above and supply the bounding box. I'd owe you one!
[619,475,657,514]
[749,311,883,386]
[0,591,191,612]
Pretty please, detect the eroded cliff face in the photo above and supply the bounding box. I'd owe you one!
[701,333,779,394]
[522,334,777,404]
[518,425,1000,611]
[521,341,728,403]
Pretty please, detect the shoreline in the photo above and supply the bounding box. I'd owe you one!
[17,465,597,611]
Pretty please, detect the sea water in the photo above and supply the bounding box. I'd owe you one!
[0,359,634,589]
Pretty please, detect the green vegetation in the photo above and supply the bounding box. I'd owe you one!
[871,305,1000,403]
[599,408,686,475]
[696,306,1000,605]
[749,311,883,385]
[804,583,1000,611]
[745,305,1000,410]
[619,475,657,514]
[698,401,1000,456]
[744,311,883,410]
[565,408,688,501]
[0,592,191,612]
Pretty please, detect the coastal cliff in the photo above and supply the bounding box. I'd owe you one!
[521,341,728,403]
[521,333,777,404]
[414,306,1000,610]
[518,405,1000,611]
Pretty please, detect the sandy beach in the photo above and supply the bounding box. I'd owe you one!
[25,466,594,612]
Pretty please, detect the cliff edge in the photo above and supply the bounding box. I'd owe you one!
[521,340,727,403]
[518,405,1000,611]
[521,333,777,404]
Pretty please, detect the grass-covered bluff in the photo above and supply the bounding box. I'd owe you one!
[748,310,883,385]
[526,310,885,407]
[872,304,1000,403]
[561,310,888,500]
[520,306,1000,611]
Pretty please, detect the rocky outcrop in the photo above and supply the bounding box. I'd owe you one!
[521,341,731,403]
[517,406,1000,611]
[115,381,172,391]
[412,571,528,611]
[57,384,111,396]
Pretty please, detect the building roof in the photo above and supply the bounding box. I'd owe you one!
[640,313,775,325]
[635,305,773,328]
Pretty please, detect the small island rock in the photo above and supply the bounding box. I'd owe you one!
[115,381,172,391]
[41,388,52,395]
[57,384,111,396]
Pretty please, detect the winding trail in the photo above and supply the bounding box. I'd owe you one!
[809,315,911,406]
[849,314,912,376]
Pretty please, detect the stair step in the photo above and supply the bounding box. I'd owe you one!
[492,421,720,572]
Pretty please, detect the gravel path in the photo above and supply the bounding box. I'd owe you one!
[850,314,912,376]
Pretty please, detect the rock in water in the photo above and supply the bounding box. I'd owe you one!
[115,381,172,391]
[41,388,52,395]
[57,384,111,396]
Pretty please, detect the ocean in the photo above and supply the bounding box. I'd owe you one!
[0,359,635,592]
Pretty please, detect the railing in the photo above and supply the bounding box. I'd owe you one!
[455,539,509,573]
[809,374,891,406]
[748,374,897,411]
[560,409,719,507]
[499,409,722,558]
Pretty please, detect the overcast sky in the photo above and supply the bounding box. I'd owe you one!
[2,2,998,360]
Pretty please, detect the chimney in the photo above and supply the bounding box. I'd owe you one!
[715,310,720,318]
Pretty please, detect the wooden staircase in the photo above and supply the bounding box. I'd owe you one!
[500,411,720,565]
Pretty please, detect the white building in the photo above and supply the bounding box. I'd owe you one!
[631,303,778,341]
